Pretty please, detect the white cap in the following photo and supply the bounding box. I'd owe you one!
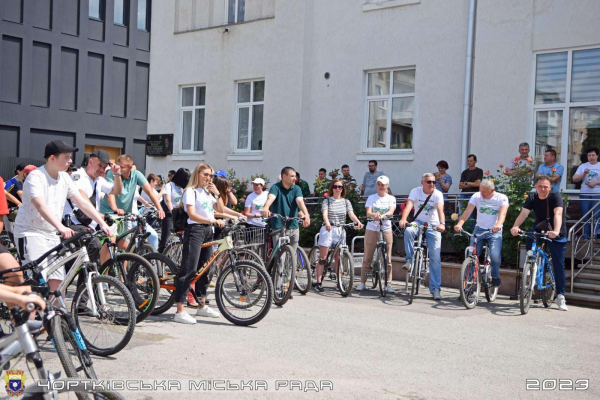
[252,178,266,185]
[376,175,390,185]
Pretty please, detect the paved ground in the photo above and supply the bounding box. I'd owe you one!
[5,279,600,400]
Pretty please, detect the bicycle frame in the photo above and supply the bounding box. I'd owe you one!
[527,239,555,292]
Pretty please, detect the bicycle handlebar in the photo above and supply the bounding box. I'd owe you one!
[516,230,553,241]
[453,228,493,239]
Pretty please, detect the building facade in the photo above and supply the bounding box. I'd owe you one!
[146,0,600,194]
[0,0,152,171]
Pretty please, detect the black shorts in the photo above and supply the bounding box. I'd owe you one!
[0,244,8,254]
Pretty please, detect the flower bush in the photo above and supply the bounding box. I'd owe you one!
[226,169,250,212]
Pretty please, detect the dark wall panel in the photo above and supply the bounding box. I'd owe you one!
[132,139,147,173]
[136,30,150,52]
[61,0,80,36]
[88,19,104,41]
[33,0,53,30]
[111,57,128,117]
[2,0,23,24]
[0,126,19,157]
[113,24,128,47]
[0,36,22,103]
[59,47,78,110]
[85,134,124,149]
[31,42,52,107]
[134,62,149,120]
[30,129,75,158]
[86,52,104,114]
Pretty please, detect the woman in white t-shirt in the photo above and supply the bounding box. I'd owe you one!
[356,176,396,293]
[244,178,269,227]
[173,164,225,325]
[158,168,190,252]
[573,148,600,239]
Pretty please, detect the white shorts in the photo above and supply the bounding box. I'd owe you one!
[317,226,344,247]
[16,235,65,281]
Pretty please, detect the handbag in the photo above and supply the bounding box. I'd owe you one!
[535,196,553,232]
[408,191,434,222]
[172,189,197,231]
[66,184,97,227]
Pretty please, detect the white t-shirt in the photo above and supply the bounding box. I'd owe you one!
[132,188,140,214]
[245,191,268,227]
[140,188,158,205]
[365,193,397,232]
[468,191,509,230]
[163,182,184,208]
[576,162,600,193]
[14,166,79,237]
[408,187,444,225]
[63,167,114,226]
[183,188,217,225]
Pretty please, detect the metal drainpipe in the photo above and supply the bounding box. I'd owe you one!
[460,0,477,172]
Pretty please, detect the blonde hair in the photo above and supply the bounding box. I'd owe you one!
[116,154,133,164]
[186,163,213,190]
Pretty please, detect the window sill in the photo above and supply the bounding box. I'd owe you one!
[362,0,420,12]
[356,152,414,161]
[227,153,263,161]
[172,153,205,161]
[174,16,275,35]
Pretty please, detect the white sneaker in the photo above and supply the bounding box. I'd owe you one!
[174,311,196,324]
[356,282,366,291]
[556,294,568,311]
[196,306,220,318]
[402,261,411,271]
[433,288,442,300]
[386,284,395,293]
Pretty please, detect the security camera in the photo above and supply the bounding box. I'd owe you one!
[223,27,230,33]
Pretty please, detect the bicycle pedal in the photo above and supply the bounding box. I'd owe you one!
[240,296,247,303]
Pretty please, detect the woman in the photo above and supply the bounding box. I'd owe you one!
[213,176,246,223]
[173,164,225,324]
[140,173,160,204]
[357,176,396,293]
[244,178,268,227]
[434,160,452,193]
[158,168,190,252]
[314,179,363,292]
[573,147,600,239]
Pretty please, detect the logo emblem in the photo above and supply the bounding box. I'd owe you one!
[4,370,26,397]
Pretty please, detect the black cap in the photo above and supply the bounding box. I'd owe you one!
[44,140,79,159]
[90,149,111,164]
[68,163,78,172]
[14,163,26,174]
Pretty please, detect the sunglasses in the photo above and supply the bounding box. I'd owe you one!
[201,172,214,178]
[425,180,436,184]
[332,185,344,189]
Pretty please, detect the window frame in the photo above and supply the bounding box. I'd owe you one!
[137,0,151,32]
[89,0,105,21]
[233,79,265,153]
[227,0,245,24]
[114,0,129,26]
[179,84,206,154]
[531,45,600,193]
[363,67,416,153]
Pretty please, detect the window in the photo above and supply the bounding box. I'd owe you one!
[533,47,600,190]
[137,0,150,31]
[180,86,206,152]
[89,0,104,20]
[365,69,415,151]
[235,80,264,152]
[228,0,245,23]
[114,0,128,25]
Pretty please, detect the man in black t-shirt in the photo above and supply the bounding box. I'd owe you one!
[511,175,568,311]
[459,154,483,193]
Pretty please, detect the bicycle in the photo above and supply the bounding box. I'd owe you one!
[308,223,356,297]
[105,213,156,255]
[363,216,398,297]
[455,229,499,309]
[404,222,437,304]
[155,221,273,326]
[516,231,557,315]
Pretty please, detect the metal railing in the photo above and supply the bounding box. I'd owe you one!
[567,198,600,293]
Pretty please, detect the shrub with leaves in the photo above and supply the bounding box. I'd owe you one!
[226,169,250,212]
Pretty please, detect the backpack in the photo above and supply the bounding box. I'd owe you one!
[172,189,197,231]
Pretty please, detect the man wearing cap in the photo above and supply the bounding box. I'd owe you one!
[399,172,446,300]
[244,178,268,227]
[13,140,112,291]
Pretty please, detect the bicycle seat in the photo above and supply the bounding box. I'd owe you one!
[168,228,185,234]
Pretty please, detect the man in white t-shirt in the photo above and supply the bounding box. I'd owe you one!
[454,179,509,288]
[573,147,600,239]
[244,178,268,227]
[13,140,111,291]
[399,172,445,300]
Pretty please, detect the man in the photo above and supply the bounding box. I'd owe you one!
[454,179,508,292]
[504,142,536,177]
[341,164,357,186]
[295,172,311,198]
[314,168,330,197]
[13,140,111,291]
[3,163,26,199]
[3,165,36,240]
[572,147,600,239]
[510,175,568,311]
[459,154,483,193]
[535,149,564,192]
[399,173,445,300]
[361,160,392,197]
[100,155,165,252]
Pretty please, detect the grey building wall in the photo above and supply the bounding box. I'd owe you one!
[0,0,151,173]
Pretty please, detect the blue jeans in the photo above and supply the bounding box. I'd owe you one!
[526,231,566,296]
[133,222,159,250]
[404,221,442,293]
[471,226,502,279]
[580,194,600,238]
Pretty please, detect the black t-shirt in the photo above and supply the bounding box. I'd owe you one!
[460,168,483,193]
[523,192,566,238]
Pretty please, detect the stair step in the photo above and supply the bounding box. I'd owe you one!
[572,282,600,295]
[564,292,600,306]
[565,272,600,281]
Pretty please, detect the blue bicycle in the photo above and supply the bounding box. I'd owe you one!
[517,231,557,315]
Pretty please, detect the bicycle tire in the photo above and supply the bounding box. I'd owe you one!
[72,274,136,357]
[541,260,556,308]
[100,253,159,323]
[409,252,419,304]
[150,254,179,316]
[137,243,156,257]
[338,249,354,297]
[163,241,183,268]
[294,247,311,294]
[520,262,535,315]
[370,256,379,290]
[308,246,320,281]
[484,262,499,302]
[377,248,387,297]
[215,260,273,326]
[51,314,98,380]
[48,314,81,380]
[460,258,479,309]
[271,244,296,306]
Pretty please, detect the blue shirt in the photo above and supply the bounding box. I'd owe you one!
[537,162,564,191]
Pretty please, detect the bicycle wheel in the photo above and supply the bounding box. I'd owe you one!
[460,258,479,309]
[338,249,354,297]
[48,314,83,383]
[294,247,311,294]
[137,243,156,257]
[71,275,136,357]
[150,254,179,316]
[483,263,499,303]
[163,241,183,267]
[308,246,320,281]
[50,314,98,382]
[541,261,556,308]
[101,253,159,323]
[376,248,387,297]
[520,262,535,315]
[409,252,419,305]
[271,245,296,306]
[215,260,273,326]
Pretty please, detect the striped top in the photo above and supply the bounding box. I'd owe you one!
[321,197,353,225]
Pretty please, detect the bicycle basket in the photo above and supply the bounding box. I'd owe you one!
[231,226,266,247]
